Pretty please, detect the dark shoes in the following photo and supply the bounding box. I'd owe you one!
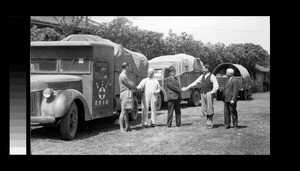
[224,125,238,129]
[167,125,180,128]
[126,127,132,132]
[150,124,156,127]
[232,125,239,129]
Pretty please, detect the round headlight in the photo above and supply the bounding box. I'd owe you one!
[43,88,54,98]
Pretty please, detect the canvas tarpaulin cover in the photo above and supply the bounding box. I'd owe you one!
[212,63,251,82]
[149,53,203,76]
[61,34,148,79]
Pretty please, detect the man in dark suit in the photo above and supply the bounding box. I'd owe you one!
[223,68,240,129]
[165,66,182,127]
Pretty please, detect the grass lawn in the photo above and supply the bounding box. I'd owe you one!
[31,92,270,155]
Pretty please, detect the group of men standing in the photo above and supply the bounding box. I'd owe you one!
[118,62,240,132]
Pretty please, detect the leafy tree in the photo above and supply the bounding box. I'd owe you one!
[224,43,270,74]
[53,16,89,37]
[163,30,204,59]
[30,16,270,74]
[82,17,166,60]
[31,25,63,41]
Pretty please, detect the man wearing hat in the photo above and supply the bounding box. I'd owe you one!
[182,64,219,129]
[165,66,182,127]
[119,62,137,132]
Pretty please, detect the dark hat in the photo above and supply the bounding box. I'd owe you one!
[168,66,176,72]
[122,62,130,68]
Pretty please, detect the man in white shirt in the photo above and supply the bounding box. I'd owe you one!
[182,65,219,129]
[137,68,164,127]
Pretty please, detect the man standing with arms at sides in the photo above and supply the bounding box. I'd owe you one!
[223,68,239,129]
[119,62,137,132]
[165,66,182,127]
[137,68,164,127]
[182,65,219,129]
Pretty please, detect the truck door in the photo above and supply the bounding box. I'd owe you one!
[92,59,113,118]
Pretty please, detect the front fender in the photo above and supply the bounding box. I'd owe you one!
[40,89,91,119]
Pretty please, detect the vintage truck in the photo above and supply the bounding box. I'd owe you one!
[30,34,148,140]
[148,54,203,110]
[212,63,252,100]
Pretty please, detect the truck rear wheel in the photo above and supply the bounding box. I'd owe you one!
[240,90,247,100]
[216,90,223,101]
[60,101,78,140]
[129,97,139,121]
[156,92,162,111]
[188,90,200,106]
[247,90,252,100]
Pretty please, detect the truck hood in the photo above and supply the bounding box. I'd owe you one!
[31,75,82,92]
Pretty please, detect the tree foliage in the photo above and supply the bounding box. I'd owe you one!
[31,25,64,41]
[30,16,270,72]
[53,16,89,36]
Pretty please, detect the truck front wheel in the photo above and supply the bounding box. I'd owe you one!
[188,90,200,106]
[60,101,78,140]
[129,97,139,121]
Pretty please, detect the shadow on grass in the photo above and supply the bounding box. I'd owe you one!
[30,126,62,140]
[180,103,201,109]
[31,113,144,141]
[236,125,247,129]
[212,123,224,128]
[212,123,248,129]
[154,122,193,127]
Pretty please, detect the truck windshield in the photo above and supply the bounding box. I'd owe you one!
[31,58,58,73]
[153,69,162,79]
[60,58,90,73]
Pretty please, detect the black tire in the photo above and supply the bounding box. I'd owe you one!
[129,97,139,121]
[241,90,247,100]
[155,92,162,111]
[60,101,78,140]
[188,90,200,107]
[216,90,222,101]
[247,90,252,100]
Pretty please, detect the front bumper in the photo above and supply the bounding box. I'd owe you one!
[31,116,56,124]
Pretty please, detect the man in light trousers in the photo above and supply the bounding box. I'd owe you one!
[182,65,219,129]
[137,68,164,127]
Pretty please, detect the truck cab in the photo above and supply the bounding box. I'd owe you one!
[30,41,140,140]
[149,54,203,110]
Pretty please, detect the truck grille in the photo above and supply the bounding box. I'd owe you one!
[30,91,42,116]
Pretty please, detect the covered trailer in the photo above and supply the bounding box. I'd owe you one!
[149,54,203,110]
[212,63,252,100]
[61,34,149,111]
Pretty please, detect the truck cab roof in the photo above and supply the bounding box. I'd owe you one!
[31,41,114,48]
